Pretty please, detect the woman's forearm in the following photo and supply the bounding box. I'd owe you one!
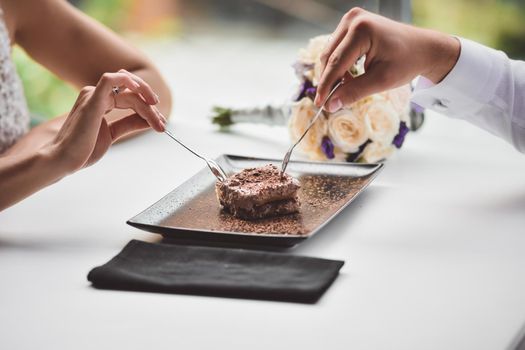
[0,146,66,211]
[11,0,173,121]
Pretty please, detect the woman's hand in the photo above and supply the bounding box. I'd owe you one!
[315,8,460,112]
[0,70,167,211]
[47,69,167,173]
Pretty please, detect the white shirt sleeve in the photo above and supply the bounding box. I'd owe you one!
[411,37,525,153]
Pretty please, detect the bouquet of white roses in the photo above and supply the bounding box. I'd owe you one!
[212,35,423,163]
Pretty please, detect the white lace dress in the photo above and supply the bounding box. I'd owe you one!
[0,9,30,154]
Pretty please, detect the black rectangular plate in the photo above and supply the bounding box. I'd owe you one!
[127,155,383,248]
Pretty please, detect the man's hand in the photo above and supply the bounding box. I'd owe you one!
[315,8,460,112]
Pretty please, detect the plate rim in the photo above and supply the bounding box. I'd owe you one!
[127,154,384,242]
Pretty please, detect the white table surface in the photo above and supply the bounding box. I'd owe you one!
[2,35,525,350]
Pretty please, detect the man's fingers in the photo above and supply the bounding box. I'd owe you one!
[108,113,150,142]
[319,26,348,73]
[315,33,364,107]
[325,66,392,112]
[113,91,166,132]
[318,8,365,79]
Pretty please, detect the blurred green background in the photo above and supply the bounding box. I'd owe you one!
[13,0,525,123]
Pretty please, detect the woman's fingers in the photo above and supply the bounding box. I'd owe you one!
[96,72,140,96]
[113,91,166,132]
[118,69,159,105]
[84,114,151,167]
[92,71,159,109]
[86,71,165,132]
[108,113,150,142]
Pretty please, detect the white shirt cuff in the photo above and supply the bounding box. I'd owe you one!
[411,37,507,117]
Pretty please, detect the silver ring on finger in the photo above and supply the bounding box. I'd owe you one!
[111,86,120,109]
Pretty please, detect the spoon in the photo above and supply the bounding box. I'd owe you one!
[164,129,228,182]
[281,79,345,174]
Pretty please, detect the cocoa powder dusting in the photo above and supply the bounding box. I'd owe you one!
[160,174,370,236]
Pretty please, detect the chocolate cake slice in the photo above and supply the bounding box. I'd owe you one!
[216,164,301,220]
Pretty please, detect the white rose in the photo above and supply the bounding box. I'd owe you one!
[297,34,330,85]
[361,142,395,163]
[327,109,369,153]
[349,95,374,117]
[364,99,400,145]
[332,147,348,162]
[298,35,329,64]
[288,97,328,160]
[297,35,366,85]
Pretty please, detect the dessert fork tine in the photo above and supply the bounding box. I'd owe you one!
[281,80,345,174]
[164,129,228,182]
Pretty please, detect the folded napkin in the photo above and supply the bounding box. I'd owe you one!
[88,240,344,303]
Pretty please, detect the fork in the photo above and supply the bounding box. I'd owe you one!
[164,129,228,182]
[281,80,345,174]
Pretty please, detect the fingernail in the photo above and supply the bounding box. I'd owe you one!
[327,98,343,113]
[314,94,320,106]
[158,117,166,131]
[154,106,167,123]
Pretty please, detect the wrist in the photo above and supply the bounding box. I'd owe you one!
[421,31,461,84]
[39,142,75,178]
[0,145,67,211]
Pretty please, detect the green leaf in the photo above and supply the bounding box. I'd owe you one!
[211,106,233,128]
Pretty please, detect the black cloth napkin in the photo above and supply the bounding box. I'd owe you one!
[88,240,344,303]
